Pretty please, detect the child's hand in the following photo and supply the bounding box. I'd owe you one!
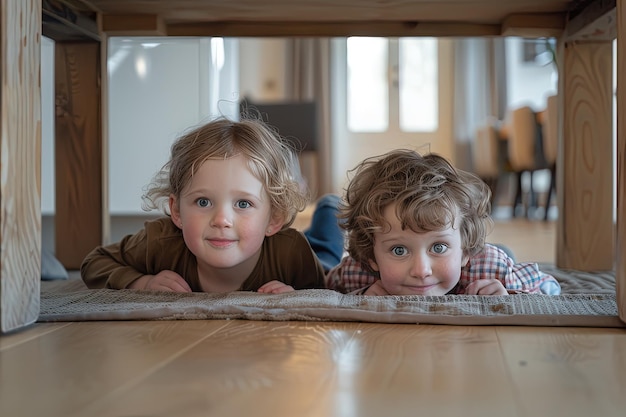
[127,270,192,293]
[464,279,508,295]
[257,280,295,294]
[363,280,390,296]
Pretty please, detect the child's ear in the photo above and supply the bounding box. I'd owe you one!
[368,258,380,272]
[265,214,285,236]
[169,195,183,230]
[461,253,470,267]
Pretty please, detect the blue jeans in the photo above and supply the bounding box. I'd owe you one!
[304,194,345,272]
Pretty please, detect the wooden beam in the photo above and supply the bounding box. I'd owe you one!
[501,13,566,38]
[42,0,99,41]
[100,14,166,36]
[55,42,104,270]
[0,0,41,333]
[556,40,614,271]
[164,21,501,37]
[566,0,616,41]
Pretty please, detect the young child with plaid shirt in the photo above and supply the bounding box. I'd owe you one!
[324,149,560,296]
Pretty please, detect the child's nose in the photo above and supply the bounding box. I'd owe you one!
[210,206,233,228]
[410,254,432,278]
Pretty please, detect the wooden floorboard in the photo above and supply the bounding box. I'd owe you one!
[496,326,626,416]
[0,320,232,417]
[489,218,557,263]
[0,322,71,352]
[1,320,625,417]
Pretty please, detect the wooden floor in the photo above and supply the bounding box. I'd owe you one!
[2,219,624,417]
[488,218,557,263]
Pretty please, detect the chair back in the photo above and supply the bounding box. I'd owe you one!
[473,123,499,178]
[507,106,540,171]
[542,94,558,165]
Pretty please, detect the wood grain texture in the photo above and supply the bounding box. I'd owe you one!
[54,42,104,269]
[617,0,625,323]
[87,0,571,26]
[0,322,70,352]
[497,326,626,416]
[49,0,584,39]
[0,0,42,333]
[163,21,504,38]
[0,320,231,417]
[557,40,614,270]
[1,321,625,417]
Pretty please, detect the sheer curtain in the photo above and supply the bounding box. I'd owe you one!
[282,37,507,193]
[285,38,333,197]
[453,37,507,171]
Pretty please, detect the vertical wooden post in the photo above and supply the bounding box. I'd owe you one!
[556,40,614,270]
[54,42,104,269]
[617,0,625,323]
[0,0,41,332]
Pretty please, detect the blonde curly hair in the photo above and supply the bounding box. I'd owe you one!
[340,149,493,271]
[142,116,309,229]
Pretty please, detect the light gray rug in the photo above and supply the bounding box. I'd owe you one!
[38,266,623,327]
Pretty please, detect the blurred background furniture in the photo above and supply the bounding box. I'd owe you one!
[541,94,559,221]
[240,98,321,196]
[473,119,510,210]
[506,105,550,218]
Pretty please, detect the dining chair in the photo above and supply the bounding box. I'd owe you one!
[473,121,504,208]
[506,105,550,218]
[541,94,558,220]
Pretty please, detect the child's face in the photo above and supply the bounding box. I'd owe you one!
[170,154,283,273]
[369,204,469,296]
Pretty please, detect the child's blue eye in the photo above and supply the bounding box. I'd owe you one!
[432,243,448,254]
[391,246,408,256]
[196,198,210,208]
[236,200,252,209]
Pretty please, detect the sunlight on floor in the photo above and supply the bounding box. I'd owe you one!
[489,218,556,264]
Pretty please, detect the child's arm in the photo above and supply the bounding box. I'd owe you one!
[464,279,508,295]
[128,270,192,292]
[248,229,326,292]
[81,241,148,289]
[508,263,561,294]
[360,280,390,296]
[257,280,294,294]
[325,256,379,293]
[460,244,561,295]
[82,247,191,292]
[80,218,193,291]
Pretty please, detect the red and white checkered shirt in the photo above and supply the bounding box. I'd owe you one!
[325,244,560,295]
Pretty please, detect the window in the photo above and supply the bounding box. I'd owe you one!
[346,37,438,133]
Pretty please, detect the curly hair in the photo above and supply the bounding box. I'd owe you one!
[340,149,493,270]
[142,116,309,229]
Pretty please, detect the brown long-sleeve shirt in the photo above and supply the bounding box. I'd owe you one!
[81,217,326,292]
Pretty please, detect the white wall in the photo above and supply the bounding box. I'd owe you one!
[108,38,205,214]
[238,38,287,101]
[41,37,55,215]
[505,37,557,111]
[108,37,240,214]
[42,37,56,251]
